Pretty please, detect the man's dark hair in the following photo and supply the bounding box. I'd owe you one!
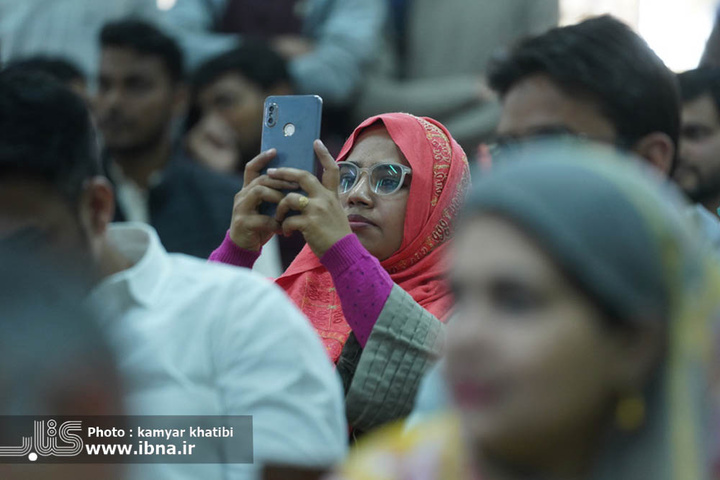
[677,67,720,114]
[100,19,184,83]
[0,69,100,202]
[488,15,681,166]
[186,42,291,131]
[191,41,292,94]
[6,56,86,85]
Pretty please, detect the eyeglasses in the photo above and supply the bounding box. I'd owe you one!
[486,128,632,164]
[337,162,412,195]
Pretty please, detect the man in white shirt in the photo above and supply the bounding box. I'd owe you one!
[0,68,347,479]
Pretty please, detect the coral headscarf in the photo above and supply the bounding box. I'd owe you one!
[275,113,470,362]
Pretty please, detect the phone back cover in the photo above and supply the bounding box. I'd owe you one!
[259,95,322,217]
[261,95,322,174]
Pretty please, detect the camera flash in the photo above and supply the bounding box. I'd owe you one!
[283,123,296,137]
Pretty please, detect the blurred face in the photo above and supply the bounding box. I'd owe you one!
[196,73,265,155]
[446,215,631,466]
[95,48,179,153]
[496,73,618,147]
[675,93,720,206]
[497,74,674,175]
[339,128,410,261]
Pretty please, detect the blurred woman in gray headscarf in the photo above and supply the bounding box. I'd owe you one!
[331,141,720,480]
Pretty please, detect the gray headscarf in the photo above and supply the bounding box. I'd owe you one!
[464,140,718,480]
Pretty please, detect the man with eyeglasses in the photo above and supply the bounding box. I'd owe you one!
[487,16,675,172]
[408,14,720,430]
[484,15,720,248]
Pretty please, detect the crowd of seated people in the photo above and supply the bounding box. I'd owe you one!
[2,2,720,479]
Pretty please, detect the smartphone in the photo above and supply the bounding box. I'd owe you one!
[259,95,323,217]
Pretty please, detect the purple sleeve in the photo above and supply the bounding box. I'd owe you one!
[320,234,394,347]
[208,231,260,269]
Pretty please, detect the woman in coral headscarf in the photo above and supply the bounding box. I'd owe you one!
[210,113,470,432]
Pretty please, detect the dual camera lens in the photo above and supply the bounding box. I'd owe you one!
[266,103,278,127]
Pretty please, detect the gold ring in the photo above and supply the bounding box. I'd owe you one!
[297,195,309,210]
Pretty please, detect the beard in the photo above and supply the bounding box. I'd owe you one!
[674,163,720,204]
[101,121,168,159]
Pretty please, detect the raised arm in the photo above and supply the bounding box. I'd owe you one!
[320,235,447,432]
[338,285,445,433]
[208,149,299,267]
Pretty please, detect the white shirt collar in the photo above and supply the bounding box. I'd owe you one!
[89,223,171,313]
[109,162,164,224]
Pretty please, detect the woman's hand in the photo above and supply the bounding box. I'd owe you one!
[186,114,240,174]
[270,140,352,257]
[229,149,299,251]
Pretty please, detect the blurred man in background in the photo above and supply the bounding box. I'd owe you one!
[410,14,720,427]
[675,67,720,217]
[488,15,678,176]
[96,19,240,258]
[186,42,293,175]
[185,42,300,275]
[487,15,720,247]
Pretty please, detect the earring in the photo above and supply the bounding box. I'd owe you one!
[615,393,645,432]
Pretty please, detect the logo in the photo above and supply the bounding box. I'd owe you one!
[0,420,83,461]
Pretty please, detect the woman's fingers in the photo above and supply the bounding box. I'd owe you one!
[230,185,284,250]
[267,167,324,196]
[244,215,281,235]
[235,214,280,234]
[265,141,339,195]
[230,213,281,251]
[280,214,304,237]
[236,185,286,213]
[314,140,340,192]
[243,149,277,187]
[245,175,299,192]
[275,192,310,223]
[278,194,352,256]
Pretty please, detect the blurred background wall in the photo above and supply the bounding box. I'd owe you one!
[560,0,717,71]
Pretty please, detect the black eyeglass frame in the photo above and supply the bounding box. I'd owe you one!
[485,127,635,162]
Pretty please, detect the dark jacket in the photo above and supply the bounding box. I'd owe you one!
[112,153,241,259]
